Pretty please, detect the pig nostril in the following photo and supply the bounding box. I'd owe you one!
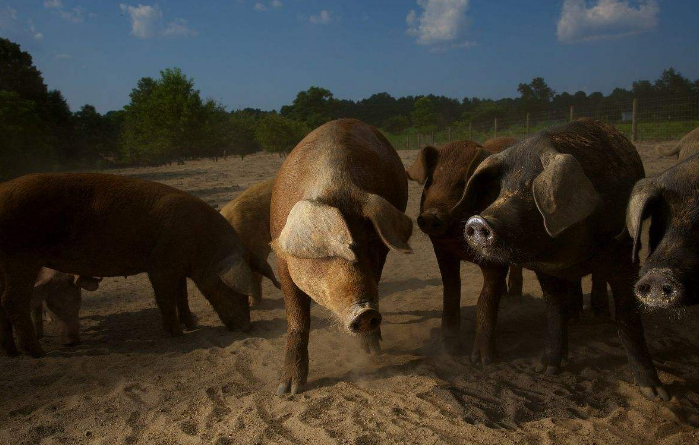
[479,227,490,238]
[661,284,674,296]
[369,316,381,330]
[466,227,475,237]
[417,216,426,228]
[350,320,360,332]
[636,283,651,296]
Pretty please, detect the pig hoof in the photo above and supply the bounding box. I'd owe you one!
[182,317,198,331]
[277,380,304,395]
[640,385,671,401]
[441,337,459,356]
[545,365,560,375]
[25,346,46,358]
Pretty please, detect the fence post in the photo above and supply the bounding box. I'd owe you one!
[631,98,638,143]
[526,112,530,136]
[469,122,472,140]
[405,135,409,150]
[569,105,574,122]
[448,126,451,142]
[494,118,498,138]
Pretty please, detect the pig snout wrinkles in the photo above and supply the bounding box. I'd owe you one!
[346,301,382,334]
[464,215,496,249]
[634,269,685,308]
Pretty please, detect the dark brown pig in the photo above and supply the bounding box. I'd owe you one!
[459,118,668,401]
[627,153,699,308]
[220,178,274,306]
[406,140,510,362]
[271,119,413,395]
[0,173,279,357]
[483,137,518,154]
[31,268,101,345]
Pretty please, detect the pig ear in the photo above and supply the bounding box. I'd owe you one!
[272,200,357,262]
[217,255,257,296]
[449,149,500,216]
[247,253,281,289]
[362,194,413,254]
[406,146,438,184]
[34,268,58,288]
[626,179,661,263]
[533,153,600,238]
[74,276,101,292]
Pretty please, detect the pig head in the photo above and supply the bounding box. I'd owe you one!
[272,193,412,334]
[459,141,600,269]
[626,162,699,308]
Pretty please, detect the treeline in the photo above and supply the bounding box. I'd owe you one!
[2,36,699,179]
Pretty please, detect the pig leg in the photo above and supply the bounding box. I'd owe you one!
[534,272,569,375]
[471,264,508,366]
[3,263,44,357]
[247,273,263,307]
[605,264,668,401]
[434,248,461,355]
[148,272,183,337]
[507,265,523,297]
[44,285,81,346]
[31,303,44,340]
[590,274,610,317]
[175,277,197,330]
[0,303,19,356]
[359,246,389,356]
[277,258,310,396]
[569,280,583,321]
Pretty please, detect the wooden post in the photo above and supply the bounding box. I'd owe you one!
[631,98,638,142]
[469,122,472,140]
[569,105,574,122]
[494,118,498,138]
[405,135,409,150]
[526,112,530,135]
[448,126,451,142]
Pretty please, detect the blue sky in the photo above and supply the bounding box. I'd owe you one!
[1,0,698,113]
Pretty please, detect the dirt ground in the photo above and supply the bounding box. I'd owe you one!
[1,142,698,445]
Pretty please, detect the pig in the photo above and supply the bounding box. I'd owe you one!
[219,178,275,306]
[271,119,413,395]
[406,140,511,361]
[626,153,699,308]
[31,268,101,345]
[0,173,280,357]
[458,118,668,401]
[483,136,518,154]
[655,125,699,161]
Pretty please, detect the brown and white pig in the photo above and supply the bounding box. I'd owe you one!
[483,136,518,154]
[655,125,699,161]
[458,118,668,401]
[220,178,275,306]
[627,153,699,308]
[0,173,280,357]
[406,140,510,362]
[31,268,101,345]
[271,119,413,395]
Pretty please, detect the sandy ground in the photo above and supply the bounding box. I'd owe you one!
[1,142,698,445]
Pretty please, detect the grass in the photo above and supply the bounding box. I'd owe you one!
[381,119,699,150]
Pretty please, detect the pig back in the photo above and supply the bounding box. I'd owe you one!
[543,118,645,237]
[271,119,407,237]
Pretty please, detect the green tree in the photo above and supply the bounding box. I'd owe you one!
[281,86,336,128]
[227,111,261,158]
[382,115,410,134]
[255,113,307,155]
[121,68,207,164]
[411,97,438,133]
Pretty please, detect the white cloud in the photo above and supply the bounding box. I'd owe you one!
[406,0,470,46]
[55,53,72,59]
[119,3,196,39]
[254,3,267,11]
[557,0,659,43]
[309,10,334,25]
[255,1,282,12]
[271,0,283,9]
[60,6,87,23]
[163,18,197,37]
[43,0,62,9]
[28,19,43,40]
[451,39,477,48]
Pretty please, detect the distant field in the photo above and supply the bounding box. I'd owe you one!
[382,119,699,149]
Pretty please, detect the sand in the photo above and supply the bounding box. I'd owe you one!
[1,142,698,445]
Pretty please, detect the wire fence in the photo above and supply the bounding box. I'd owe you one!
[389,94,699,150]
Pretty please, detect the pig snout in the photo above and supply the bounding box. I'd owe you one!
[417,211,448,236]
[634,269,685,308]
[464,215,496,249]
[346,302,382,334]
